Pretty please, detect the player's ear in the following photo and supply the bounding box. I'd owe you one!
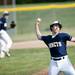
[59,24,62,30]
[50,24,53,31]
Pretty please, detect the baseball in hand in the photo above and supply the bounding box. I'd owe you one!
[37,18,42,22]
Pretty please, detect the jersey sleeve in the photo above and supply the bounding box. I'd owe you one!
[41,36,47,41]
[63,33,72,41]
[41,35,50,43]
[40,36,49,46]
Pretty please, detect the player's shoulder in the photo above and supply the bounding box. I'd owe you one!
[42,35,52,37]
[59,32,69,35]
[58,32,71,38]
[0,17,5,21]
[41,35,51,40]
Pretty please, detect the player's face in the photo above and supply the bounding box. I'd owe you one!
[51,25,60,34]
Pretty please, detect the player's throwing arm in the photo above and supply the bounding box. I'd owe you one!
[35,18,42,40]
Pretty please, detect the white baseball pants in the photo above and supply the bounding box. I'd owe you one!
[0,30,12,57]
[48,55,75,75]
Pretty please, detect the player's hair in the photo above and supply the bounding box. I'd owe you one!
[50,23,62,31]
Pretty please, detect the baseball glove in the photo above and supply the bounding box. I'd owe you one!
[10,21,16,28]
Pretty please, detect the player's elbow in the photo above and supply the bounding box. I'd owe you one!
[37,34,42,40]
[70,37,75,42]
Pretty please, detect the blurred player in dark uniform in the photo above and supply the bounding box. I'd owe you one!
[0,11,12,58]
[35,18,75,75]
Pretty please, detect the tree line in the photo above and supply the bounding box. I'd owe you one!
[0,0,74,5]
[16,0,74,4]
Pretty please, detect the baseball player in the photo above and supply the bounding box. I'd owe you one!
[0,11,13,58]
[35,18,75,75]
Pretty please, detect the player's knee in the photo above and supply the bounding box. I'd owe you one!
[0,39,6,50]
[7,39,13,48]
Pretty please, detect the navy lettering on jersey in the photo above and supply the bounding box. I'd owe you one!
[0,17,7,30]
[41,33,72,57]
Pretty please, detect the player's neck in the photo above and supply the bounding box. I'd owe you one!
[52,31,61,35]
[52,32,59,38]
[52,32,58,35]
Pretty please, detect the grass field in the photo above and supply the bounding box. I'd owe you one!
[0,2,75,75]
[0,46,75,75]
[0,2,75,41]
[13,7,75,41]
[7,6,75,42]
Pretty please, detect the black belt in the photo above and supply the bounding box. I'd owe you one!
[51,57,65,61]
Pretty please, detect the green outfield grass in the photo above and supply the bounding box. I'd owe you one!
[0,46,75,75]
[0,3,75,41]
[14,6,75,41]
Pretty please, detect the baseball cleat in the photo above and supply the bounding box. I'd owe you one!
[0,51,5,58]
[6,52,10,57]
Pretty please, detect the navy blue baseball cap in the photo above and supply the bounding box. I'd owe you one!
[50,21,62,31]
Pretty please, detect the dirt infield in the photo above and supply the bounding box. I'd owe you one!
[11,40,46,49]
[11,40,75,49]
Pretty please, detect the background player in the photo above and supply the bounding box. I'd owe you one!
[0,11,13,58]
[35,18,75,75]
